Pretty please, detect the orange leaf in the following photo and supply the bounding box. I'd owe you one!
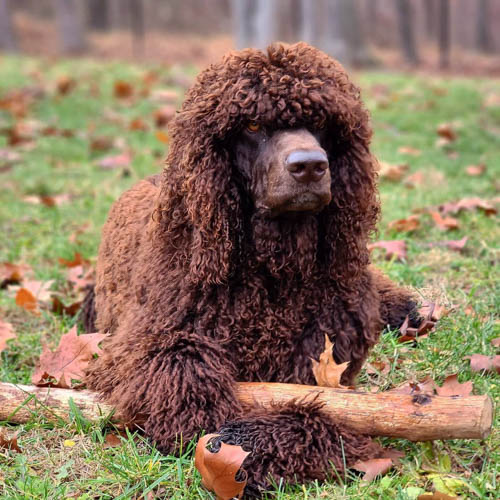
[155,130,170,144]
[435,374,473,397]
[195,434,249,500]
[113,80,134,99]
[56,76,76,95]
[58,252,90,268]
[15,288,39,314]
[129,118,149,131]
[0,320,16,352]
[31,326,107,388]
[388,215,420,232]
[352,458,393,481]
[311,335,349,388]
[429,211,459,231]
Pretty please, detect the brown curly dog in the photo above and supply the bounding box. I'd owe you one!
[84,42,420,496]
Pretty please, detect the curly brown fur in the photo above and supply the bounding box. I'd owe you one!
[85,43,418,495]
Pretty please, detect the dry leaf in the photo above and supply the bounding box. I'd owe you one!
[58,252,90,268]
[418,492,457,500]
[56,76,76,95]
[438,198,497,216]
[150,89,178,104]
[427,237,468,253]
[51,296,82,317]
[97,152,132,170]
[491,338,500,348]
[155,130,169,144]
[103,433,123,448]
[0,262,31,287]
[465,354,500,374]
[398,146,421,156]
[23,194,71,207]
[31,326,106,388]
[311,335,349,388]
[0,430,21,452]
[418,302,450,321]
[195,433,249,500]
[368,240,407,261]
[352,458,393,481]
[429,212,459,231]
[129,117,148,131]
[377,161,409,182]
[365,361,390,376]
[113,80,134,99]
[436,123,457,142]
[0,320,16,352]
[389,377,436,395]
[67,265,94,292]
[388,215,420,232]
[154,106,176,128]
[15,288,39,313]
[90,135,114,152]
[435,374,473,397]
[465,164,486,176]
[403,171,425,188]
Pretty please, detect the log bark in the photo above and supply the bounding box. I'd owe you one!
[0,382,492,441]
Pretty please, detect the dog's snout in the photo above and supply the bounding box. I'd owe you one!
[285,150,329,184]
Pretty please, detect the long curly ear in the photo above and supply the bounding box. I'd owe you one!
[321,130,379,285]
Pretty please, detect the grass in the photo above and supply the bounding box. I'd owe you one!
[0,54,499,499]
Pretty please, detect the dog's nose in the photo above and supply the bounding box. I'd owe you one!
[285,150,329,183]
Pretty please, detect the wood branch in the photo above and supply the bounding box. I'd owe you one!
[0,382,492,441]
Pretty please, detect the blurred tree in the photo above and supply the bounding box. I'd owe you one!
[232,0,277,49]
[0,0,17,51]
[87,0,109,31]
[476,0,494,53]
[395,0,419,64]
[128,0,145,57]
[55,0,86,53]
[423,0,436,39]
[438,0,450,68]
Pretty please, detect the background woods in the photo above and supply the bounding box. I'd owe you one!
[0,0,499,72]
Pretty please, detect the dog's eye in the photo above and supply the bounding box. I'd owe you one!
[247,122,260,133]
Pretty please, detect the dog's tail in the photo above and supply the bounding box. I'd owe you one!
[80,284,97,333]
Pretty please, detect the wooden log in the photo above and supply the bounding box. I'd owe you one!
[0,382,493,441]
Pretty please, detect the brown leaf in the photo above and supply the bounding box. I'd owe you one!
[376,161,409,182]
[67,266,94,292]
[365,361,390,375]
[418,493,457,500]
[418,302,450,322]
[352,458,393,481]
[23,194,71,207]
[388,215,420,232]
[491,338,500,348]
[113,80,134,99]
[465,354,500,374]
[435,374,473,397]
[465,164,486,176]
[427,236,468,252]
[129,118,149,131]
[154,106,176,128]
[368,240,407,261]
[51,296,82,317]
[31,326,106,388]
[0,320,16,353]
[403,171,425,188]
[150,89,178,104]
[58,252,90,268]
[0,262,31,287]
[429,212,459,231]
[103,433,123,449]
[439,197,497,216]
[56,76,76,95]
[90,136,114,152]
[380,448,405,465]
[389,377,436,395]
[195,433,249,500]
[311,335,349,388]
[398,146,421,156]
[0,430,21,452]
[436,123,457,142]
[97,152,132,170]
[155,130,170,144]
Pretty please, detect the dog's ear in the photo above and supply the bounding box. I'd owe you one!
[158,146,241,287]
[321,132,379,284]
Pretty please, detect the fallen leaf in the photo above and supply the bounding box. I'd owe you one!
[32,326,107,388]
[129,118,148,131]
[51,296,82,317]
[311,335,349,388]
[438,198,497,216]
[113,80,134,99]
[368,240,407,261]
[380,448,405,465]
[436,123,457,142]
[352,458,393,481]
[388,215,420,232]
[418,493,457,500]
[365,361,390,376]
[154,106,176,128]
[0,320,16,352]
[389,377,436,395]
[435,374,473,397]
[56,76,76,95]
[90,136,114,152]
[491,338,500,348]
[155,130,169,144]
[67,266,94,291]
[427,236,468,253]
[103,433,123,448]
[0,430,21,452]
[465,164,486,176]
[195,433,249,500]
[398,146,421,156]
[377,161,409,182]
[403,171,425,188]
[429,212,459,231]
[418,302,450,321]
[58,252,90,268]
[150,89,178,104]
[97,152,132,170]
[0,262,31,287]
[22,194,71,207]
[465,354,500,374]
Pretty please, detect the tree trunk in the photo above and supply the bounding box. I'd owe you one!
[55,0,87,53]
[127,0,145,58]
[299,0,318,46]
[395,0,419,64]
[476,0,493,53]
[438,0,450,68]
[0,382,492,441]
[423,0,435,40]
[87,0,109,31]
[0,0,17,51]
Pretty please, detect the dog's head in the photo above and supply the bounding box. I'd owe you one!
[158,43,379,286]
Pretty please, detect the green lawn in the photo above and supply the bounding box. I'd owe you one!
[0,55,498,499]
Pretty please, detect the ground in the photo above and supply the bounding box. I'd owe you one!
[0,55,498,499]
